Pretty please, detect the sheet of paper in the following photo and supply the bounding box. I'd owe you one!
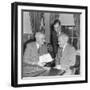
[39,53,53,63]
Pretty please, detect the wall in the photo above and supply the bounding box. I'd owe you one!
[0,0,89,90]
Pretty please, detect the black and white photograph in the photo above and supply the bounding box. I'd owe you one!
[11,2,88,87]
[22,11,80,77]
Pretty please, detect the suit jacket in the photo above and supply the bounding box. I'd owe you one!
[23,42,48,65]
[56,44,76,73]
[50,30,60,58]
[22,42,48,77]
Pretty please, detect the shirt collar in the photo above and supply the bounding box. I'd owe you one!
[63,43,67,51]
[36,42,40,49]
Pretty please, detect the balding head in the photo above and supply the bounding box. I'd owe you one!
[35,32,45,46]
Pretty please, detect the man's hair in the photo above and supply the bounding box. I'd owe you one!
[35,32,45,39]
[53,19,61,26]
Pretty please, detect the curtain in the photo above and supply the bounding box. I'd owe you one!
[30,12,44,35]
[50,13,59,25]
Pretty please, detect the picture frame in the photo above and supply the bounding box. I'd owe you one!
[11,2,88,87]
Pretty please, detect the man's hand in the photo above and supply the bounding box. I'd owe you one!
[38,62,46,67]
[54,65,61,70]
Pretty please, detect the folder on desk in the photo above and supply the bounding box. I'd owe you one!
[39,53,53,63]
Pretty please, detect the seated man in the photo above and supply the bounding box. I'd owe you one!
[23,32,51,77]
[55,33,76,75]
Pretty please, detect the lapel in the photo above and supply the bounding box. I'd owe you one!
[32,42,39,62]
[54,30,58,40]
[38,45,45,56]
[62,44,69,57]
[34,42,39,55]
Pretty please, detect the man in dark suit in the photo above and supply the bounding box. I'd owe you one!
[55,33,76,75]
[50,19,62,58]
[23,32,49,77]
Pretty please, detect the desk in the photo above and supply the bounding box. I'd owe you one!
[22,64,65,77]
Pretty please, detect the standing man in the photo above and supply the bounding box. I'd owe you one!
[50,19,62,58]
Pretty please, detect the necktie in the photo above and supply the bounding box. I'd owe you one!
[60,47,63,57]
[38,46,42,56]
[38,48,40,55]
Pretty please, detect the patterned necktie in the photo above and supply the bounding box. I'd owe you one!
[38,46,42,56]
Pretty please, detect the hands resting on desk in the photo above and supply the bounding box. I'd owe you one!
[38,62,52,71]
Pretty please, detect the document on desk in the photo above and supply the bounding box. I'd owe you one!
[39,53,53,63]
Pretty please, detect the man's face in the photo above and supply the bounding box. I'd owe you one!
[54,23,61,33]
[58,36,66,47]
[37,35,45,46]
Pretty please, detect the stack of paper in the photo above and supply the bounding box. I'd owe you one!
[39,53,53,63]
